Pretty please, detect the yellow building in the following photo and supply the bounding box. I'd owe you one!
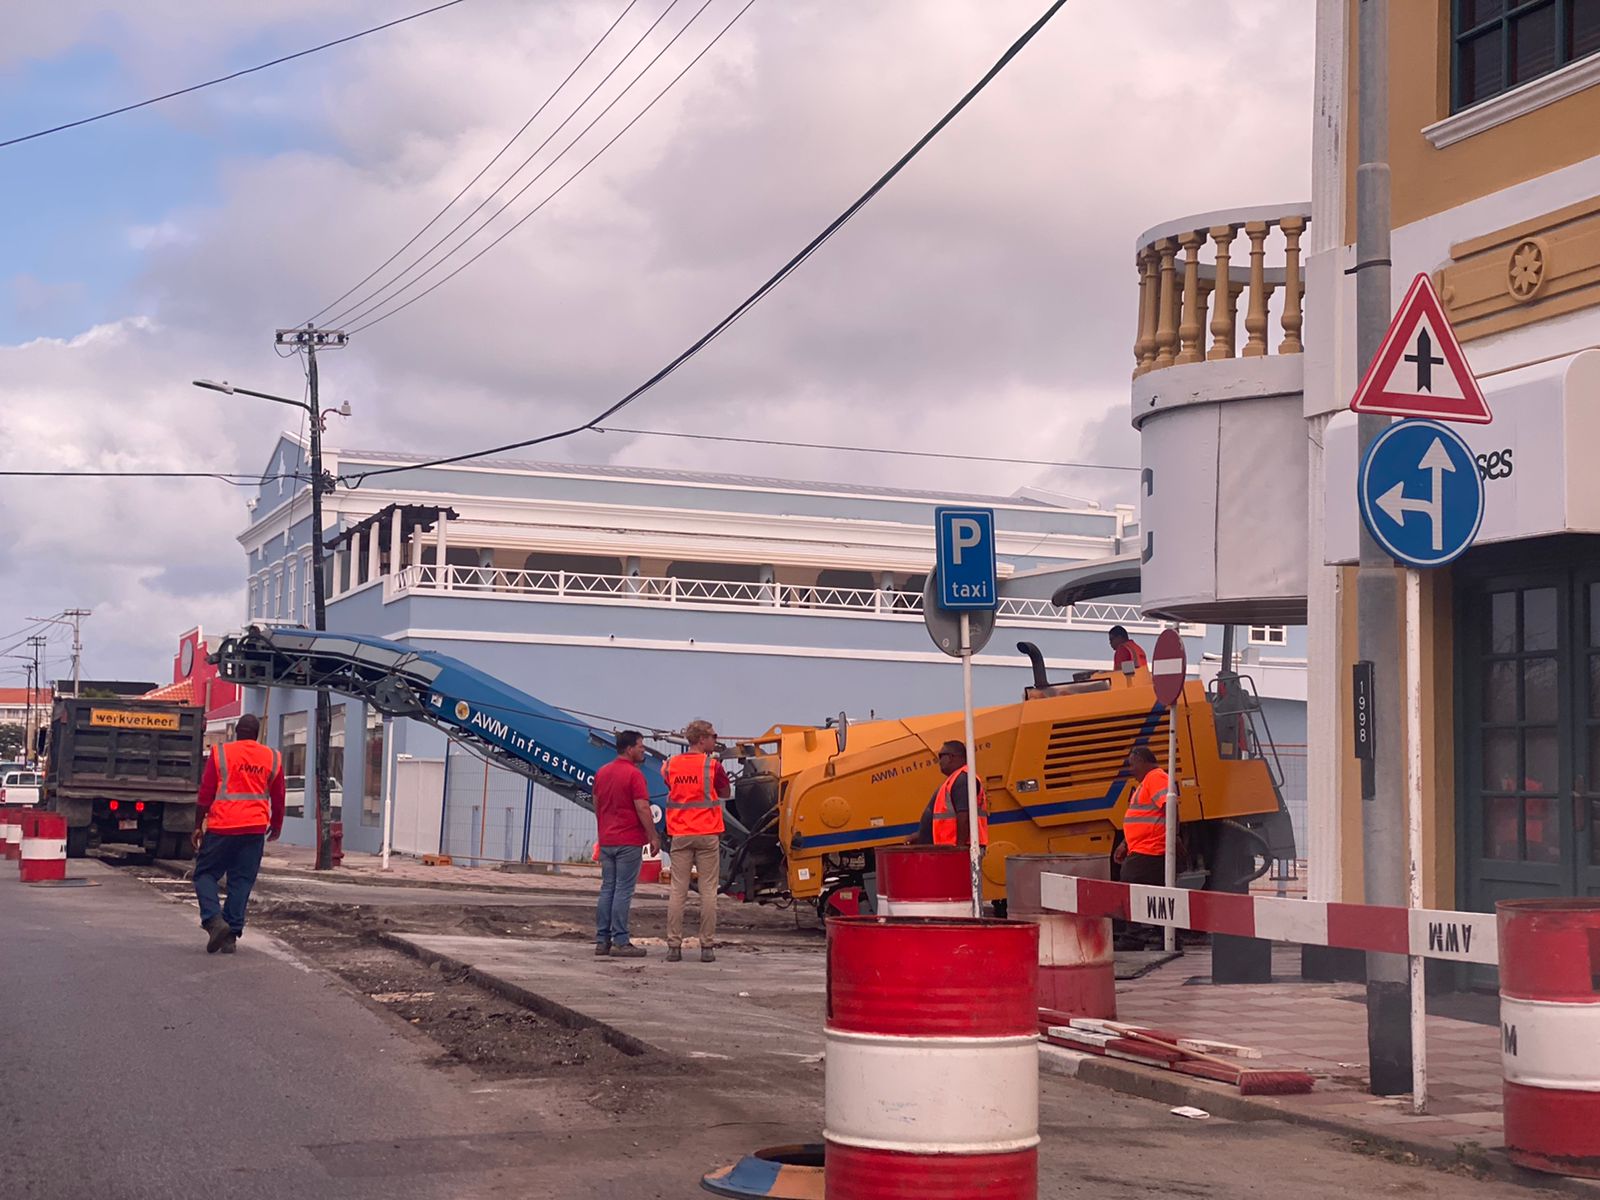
[1127,1,1600,923]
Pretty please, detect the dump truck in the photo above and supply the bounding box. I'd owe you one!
[43,697,206,859]
[211,627,1295,909]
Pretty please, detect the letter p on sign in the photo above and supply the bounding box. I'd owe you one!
[950,518,981,563]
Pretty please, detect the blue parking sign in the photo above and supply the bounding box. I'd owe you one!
[935,507,997,611]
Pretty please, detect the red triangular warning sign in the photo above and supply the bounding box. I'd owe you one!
[1349,273,1492,424]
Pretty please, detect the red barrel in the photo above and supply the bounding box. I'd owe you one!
[1005,853,1115,1021]
[825,917,1039,1199]
[1499,898,1600,1178]
[875,846,973,918]
[19,811,67,884]
[1,805,23,861]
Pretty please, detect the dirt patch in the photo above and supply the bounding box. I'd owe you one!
[252,905,684,1111]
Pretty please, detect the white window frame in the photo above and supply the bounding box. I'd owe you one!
[1248,624,1288,646]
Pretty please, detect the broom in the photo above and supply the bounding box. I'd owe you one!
[1111,1025,1315,1095]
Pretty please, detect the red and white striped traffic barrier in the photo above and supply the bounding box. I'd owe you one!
[19,811,68,884]
[825,917,1039,1199]
[874,846,971,918]
[1040,874,1499,966]
[1006,854,1115,1020]
[1499,898,1600,1178]
[1,806,23,862]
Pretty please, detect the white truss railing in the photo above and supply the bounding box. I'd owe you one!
[384,564,1171,631]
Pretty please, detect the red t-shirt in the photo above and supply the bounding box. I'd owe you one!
[594,757,651,846]
[1113,640,1149,670]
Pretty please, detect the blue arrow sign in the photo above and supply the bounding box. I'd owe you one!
[1358,419,1484,567]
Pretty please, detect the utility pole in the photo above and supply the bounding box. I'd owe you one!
[27,635,45,764]
[1354,0,1411,1096]
[275,324,349,871]
[63,609,90,697]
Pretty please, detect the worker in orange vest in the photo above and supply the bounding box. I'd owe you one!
[191,713,285,955]
[664,718,730,963]
[911,740,988,847]
[1115,745,1169,886]
[1109,624,1149,672]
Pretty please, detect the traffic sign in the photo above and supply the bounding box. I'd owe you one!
[922,571,994,657]
[1349,273,1492,424]
[1358,419,1485,567]
[934,506,998,611]
[1151,628,1186,707]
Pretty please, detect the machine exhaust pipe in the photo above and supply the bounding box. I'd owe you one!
[1017,642,1050,690]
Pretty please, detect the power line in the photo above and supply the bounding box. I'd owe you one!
[339,0,727,331]
[0,471,304,485]
[307,0,643,326]
[342,0,1071,483]
[590,425,1139,473]
[0,0,471,151]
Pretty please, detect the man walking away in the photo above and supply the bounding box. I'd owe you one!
[192,713,284,954]
[1108,625,1148,673]
[910,740,988,848]
[664,719,730,963]
[593,730,662,958]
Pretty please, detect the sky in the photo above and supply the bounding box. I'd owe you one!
[0,0,1314,684]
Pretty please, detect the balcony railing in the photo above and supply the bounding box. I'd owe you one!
[387,564,1175,631]
[1132,204,1311,379]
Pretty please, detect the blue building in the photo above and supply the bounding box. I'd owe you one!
[235,437,1306,863]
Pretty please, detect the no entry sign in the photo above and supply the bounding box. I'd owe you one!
[1151,628,1186,708]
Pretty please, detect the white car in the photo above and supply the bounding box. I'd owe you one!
[1,770,43,806]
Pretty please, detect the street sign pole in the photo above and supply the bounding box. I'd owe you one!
[960,611,981,920]
[1404,567,1427,1113]
[1165,695,1178,952]
[1151,627,1188,955]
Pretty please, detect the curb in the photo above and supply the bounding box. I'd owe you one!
[252,864,668,901]
[1041,1046,1600,1195]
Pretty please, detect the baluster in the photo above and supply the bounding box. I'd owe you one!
[1176,231,1206,364]
[1133,249,1155,377]
[1279,215,1306,354]
[1140,250,1161,374]
[1242,220,1271,358]
[1207,224,1239,360]
[1153,239,1179,369]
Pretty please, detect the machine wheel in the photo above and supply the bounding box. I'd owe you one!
[65,827,89,859]
[157,832,191,861]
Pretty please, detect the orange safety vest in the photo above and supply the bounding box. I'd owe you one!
[1122,767,1169,857]
[931,765,988,847]
[664,753,724,837]
[208,739,281,834]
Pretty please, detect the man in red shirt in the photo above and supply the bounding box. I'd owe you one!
[593,730,662,958]
[191,713,286,954]
[1109,624,1149,672]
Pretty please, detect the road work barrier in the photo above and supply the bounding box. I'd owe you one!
[1498,898,1600,1179]
[1039,874,1499,966]
[825,917,1039,1199]
[873,846,971,918]
[1,806,22,861]
[1007,854,1114,1021]
[19,811,67,884]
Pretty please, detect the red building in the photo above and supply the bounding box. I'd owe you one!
[142,628,243,749]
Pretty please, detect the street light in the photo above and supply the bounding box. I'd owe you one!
[194,376,347,870]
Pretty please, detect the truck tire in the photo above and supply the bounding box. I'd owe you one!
[157,832,189,861]
[66,827,89,859]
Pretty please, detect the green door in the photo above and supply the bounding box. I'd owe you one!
[1459,538,1600,914]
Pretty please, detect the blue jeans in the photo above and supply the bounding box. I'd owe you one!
[595,845,643,946]
[193,833,267,936]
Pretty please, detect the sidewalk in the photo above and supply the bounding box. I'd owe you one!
[1104,945,1512,1160]
[258,845,670,899]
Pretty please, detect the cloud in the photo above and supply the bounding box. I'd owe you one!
[0,0,1313,678]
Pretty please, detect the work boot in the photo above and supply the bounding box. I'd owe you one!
[609,943,645,958]
[594,941,611,957]
[700,946,716,963]
[666,946,682,962]
[204,915,232,955]
[220,933,238,955]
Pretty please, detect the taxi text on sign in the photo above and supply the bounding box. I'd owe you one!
[934,506,998,611]
[1349,272,1492,424]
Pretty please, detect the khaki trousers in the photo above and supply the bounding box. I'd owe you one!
[666,833,721,948]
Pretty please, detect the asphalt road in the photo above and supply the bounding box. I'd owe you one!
[0,862,1558,1200]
